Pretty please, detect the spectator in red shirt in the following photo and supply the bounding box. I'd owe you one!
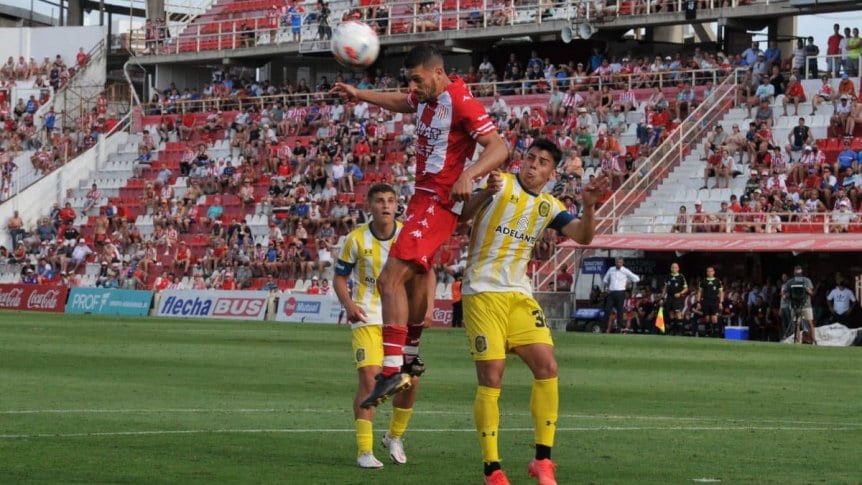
[59,202,76,225]
[352,135,371,172]
[782,76,806,117]
[173,241,192,274]
[306,275,321,294]
[827,23,843,77]
[76,47,89,68]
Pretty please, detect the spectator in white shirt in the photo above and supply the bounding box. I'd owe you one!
[82,183,101,214]
[330,100,345,123]
[826,280,857,325]
[70,238,93,273]
[490,92,509,118]
[401,115,416,146]
[602,258,640,332]
[353,101,369,122]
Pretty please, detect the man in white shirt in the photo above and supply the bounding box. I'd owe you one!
[478,56,495,77]
[490,92,509,118]
[353,100,369,122]
[602,258,640,332]
[330,100,345,123]
[83,183,102,214]
[70,238,93,273]
[400,115,416,145]
[826,280,857,325]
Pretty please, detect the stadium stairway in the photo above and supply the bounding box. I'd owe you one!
[617,77,858,234]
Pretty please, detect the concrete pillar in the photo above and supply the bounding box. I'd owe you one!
[653,25,685,44]
[147,0,165,19]
[67,0,84,26]
[774,16,797,67]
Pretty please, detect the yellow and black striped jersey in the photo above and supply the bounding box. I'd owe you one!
[462,172,575,296]
[335,221,402,328]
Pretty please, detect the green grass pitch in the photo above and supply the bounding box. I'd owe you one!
[1,313,860,484]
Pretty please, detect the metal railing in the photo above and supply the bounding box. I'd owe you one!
[803,53,862,80]
[0,106,133,208]
[532,67,744,291]
[138,69,725,116]
[614,211,860,234]
[133,0,779,55]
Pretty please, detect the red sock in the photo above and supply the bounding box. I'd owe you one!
[382,324,408,376]
[404,322,424,364]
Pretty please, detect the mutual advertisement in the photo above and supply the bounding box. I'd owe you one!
[0,284,68,313]
[275,294,342,324]
[65,288,153,316]
[155,289,268,321]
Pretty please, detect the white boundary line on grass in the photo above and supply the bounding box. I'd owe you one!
[0,425,854,440]
[3,408,861,428]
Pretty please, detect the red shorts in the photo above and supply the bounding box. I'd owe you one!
[390,190,458,271]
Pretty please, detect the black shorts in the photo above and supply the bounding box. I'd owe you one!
[702,300,720,317]
[666,297,685,313]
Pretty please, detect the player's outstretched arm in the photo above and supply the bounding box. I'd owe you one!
[329,82,415,113]
[451,132,508,202]
[458,170,503,223]
[560,174,610,245]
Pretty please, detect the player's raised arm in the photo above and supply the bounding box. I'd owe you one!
[459,170,503,223]
[560,174,610,245]
[451,132,509,202]
[329,82,415,113]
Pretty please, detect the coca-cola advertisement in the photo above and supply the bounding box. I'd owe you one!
[429,299,454,327]
[0,284,68,313]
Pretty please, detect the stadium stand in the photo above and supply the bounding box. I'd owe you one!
[0,39,115,203]
[4,35,862,306]
[142,0,774,55]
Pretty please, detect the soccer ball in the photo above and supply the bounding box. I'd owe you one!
[331,21,380,68]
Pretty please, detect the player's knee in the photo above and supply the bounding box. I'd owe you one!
[532,358,558,380]
[476,366,504,388]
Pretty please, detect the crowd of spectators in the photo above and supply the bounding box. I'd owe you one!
[0,49,101,201]
[5,30,862,291]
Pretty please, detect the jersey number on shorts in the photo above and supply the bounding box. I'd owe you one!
[532,309,547,328]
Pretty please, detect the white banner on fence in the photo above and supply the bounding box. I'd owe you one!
[275,294,342,324]
[155,289,268,321]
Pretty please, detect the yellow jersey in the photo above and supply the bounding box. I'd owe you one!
[335,221,402,328]
[462,172,573,296]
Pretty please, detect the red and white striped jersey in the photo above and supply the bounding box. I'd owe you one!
[406,77,495,202]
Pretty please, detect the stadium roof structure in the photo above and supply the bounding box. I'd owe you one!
[563,234,862,253]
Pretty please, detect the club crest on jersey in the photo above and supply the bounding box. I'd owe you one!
[538,201,551,217]
[435,105,450,120]
[474,335,488,353]
[355,348,366,363]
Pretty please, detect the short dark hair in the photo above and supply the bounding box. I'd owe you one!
[404,45,443,69]
[528,138,563,165]
[367,183,397,200]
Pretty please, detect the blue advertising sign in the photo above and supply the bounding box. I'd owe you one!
[581,257,610,275]
[65,288,154,316]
